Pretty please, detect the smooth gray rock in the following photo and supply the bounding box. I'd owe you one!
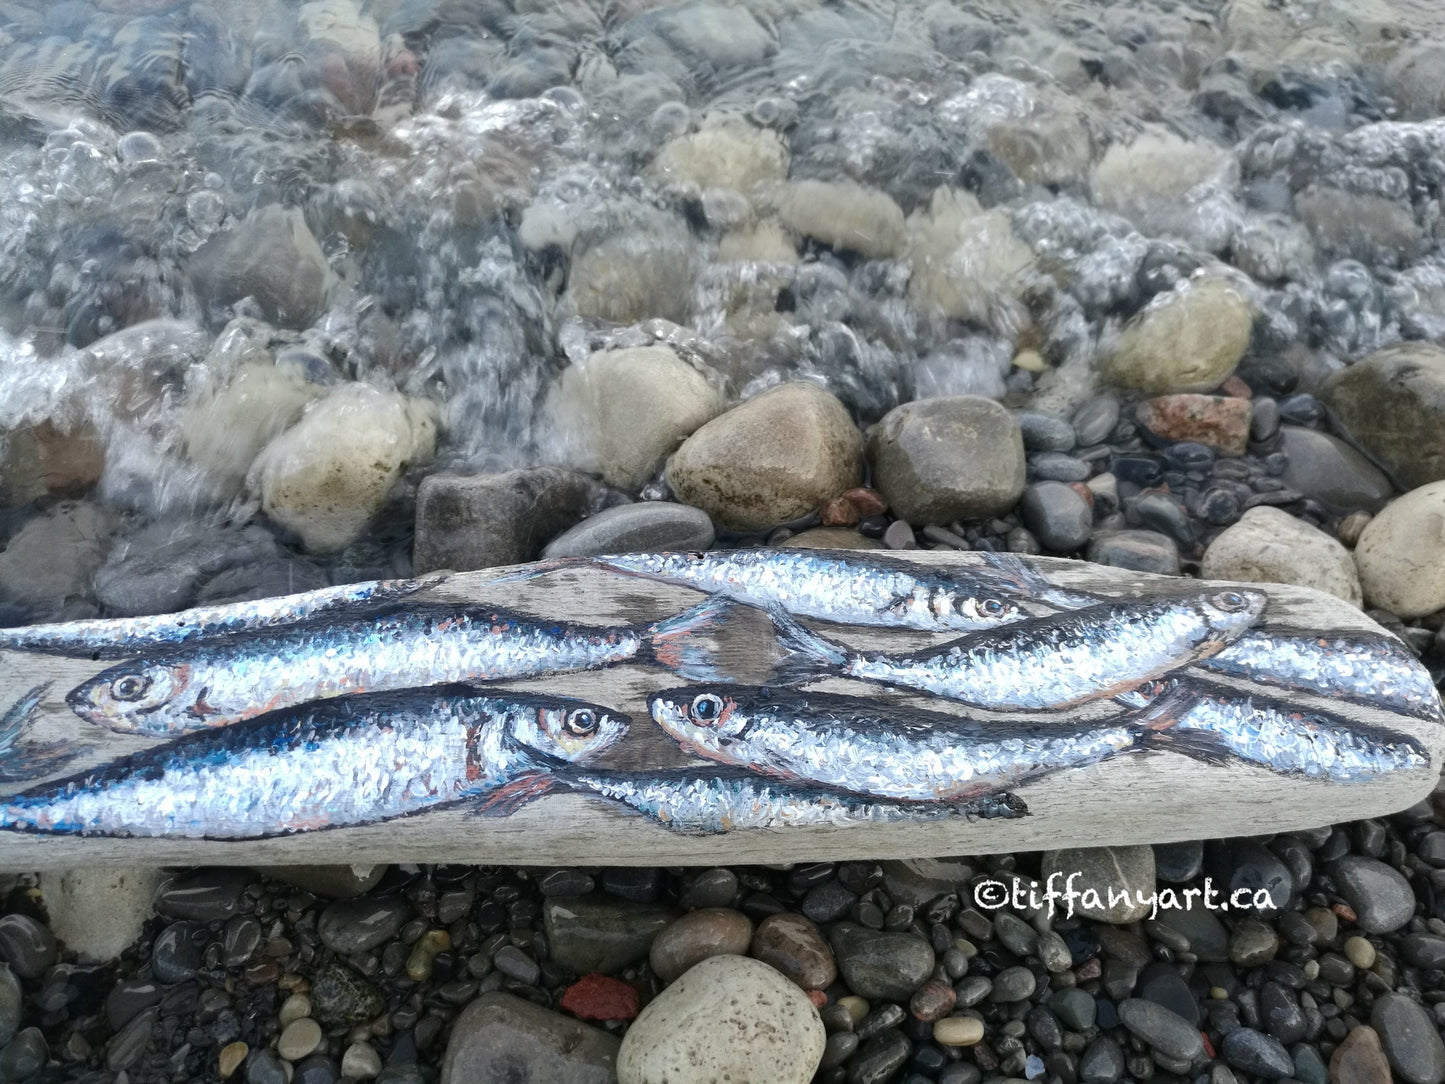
[1072,395,1122,446]
[1222,1028,1294,1079]
[1154,840,1203,883]
[318,897,412,955]
[542,501,714,557]
[153,868,250,921]
[1117,998,1204,1062]
[830,924,936,1001]
[0,966,19,1046]
[188,204,331,327]
[414,468,607,574]
[1080,1034,1125,1084]
[94,522,279,617]
[1330,856,1416,934]
[1020,481,1093,552]
[0,1026,47,1080]
[267,865,387,899]
[542,897,678,976]
[1277,427,1393,514]
[1372,993,1445,1084]
[1323,342,1445,490]
[1040,846,1155,924]
[0,915,56,980]
[1017,412,1077,452]
[1086,529,1180,574]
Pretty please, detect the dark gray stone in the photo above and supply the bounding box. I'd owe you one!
[1154,841,1203,883]
[268,865,387,899]
[1132,491,1195,546]
[542,897,678,975]
[990,965,1037,1003]
[1329,856,1415,934]
[106,978,161,1030]
[1292,1042,1328,1084]
[493,946,541,985]
[539,870,597,898]
[1261,981,1306,1044]
[318,897,412,955]
[1372,993,1445,1084]
[1020,481,1093,552]
[1222,1028,1294,1079]
[1401,933,1445,969]
[831,924,935,1000]
[1277,427,1393,514]
[94,522,279,617]
[1031,452,1092,482]
[154,868,250,921]
[1080,1034,1125,1084]
[542,501,714,557]
[0,966,18,1047]
[1138,964,1198,1027]
[1207,840,1293,917]
[106,1008,156,1072]
[0,915,56,980]
[189,204,331,328]
[847,1029,910,1084]
[1117,998,1205,1062]
[311,964,385,1029]
[223,916,263,967]
[247,1049,289,1084]
[414,468,608,574]
[150,922,205,985]
[1152,904,1228,962]
[1018,413,1077,452]
[1086,529,1180,574]
[1324,342,1445,490]
[679,869,738,910]
[440,991,619,1084]
[0,1026,47,1080]
[1052,988,1096,1031]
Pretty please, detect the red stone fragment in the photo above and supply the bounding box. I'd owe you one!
[560,973,640,1021]
[910,980,957,1023]
[1333,903,1358,924]
[1136,394,1252,457]
[820,496,861,527]
[1201,1033,1215,1059]
[1218,374,1253,400]
[1074,958,1102,982]
[808,989,828,1010]
[841,487,888,517]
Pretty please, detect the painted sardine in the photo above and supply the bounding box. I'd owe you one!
[517,549,1095,631]
[769,589,1268,710]
[0,684,78,782]
[1201,631,1444,722]
[1138,678,1430,781]
[547,768,1029,834]
[649,686,1141,801]
[68,597,728,735]
[0,687,628,838]
[0,575,448,658]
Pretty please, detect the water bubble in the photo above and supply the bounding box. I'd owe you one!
[649,101,691,141]
[117,132,164,166]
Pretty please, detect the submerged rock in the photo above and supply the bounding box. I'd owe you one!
[1097,276,1253,394]
[188,205,333,328]
[1325,343,1445,490]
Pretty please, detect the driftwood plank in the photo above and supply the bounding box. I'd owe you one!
[0,551,1439,867]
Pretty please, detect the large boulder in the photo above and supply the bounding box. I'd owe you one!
[1325,343,1445,491]
[247,383,437,553]
[868,396,1025,524]
[666,382,862,530]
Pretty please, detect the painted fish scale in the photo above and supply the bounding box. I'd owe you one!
[833,591,1267,709]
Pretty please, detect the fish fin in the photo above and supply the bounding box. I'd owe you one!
[0,682,78,781]
[642,595,735,681]
[482,557,580,586]
[474,771,557,817]
[768,605,849,686]
[982,554,1104,611]
[1114,677,1180,711]
[1139,725,1234,767]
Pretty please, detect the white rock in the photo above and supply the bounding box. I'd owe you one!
[777,180,906,259]
[1354,481,1445,618]
[550,346,724,490]
[617,955,824,1084]
[182,363,322,497]
[247,383,438,553]
[718,220,798,264]
[40,868,163,963]
[566,218,697,325]
[1097,275,1254,394]
[907,187,1034,328]
[650,120,788,201]
[1200,506,1362,606]
[1092,131,1240,251]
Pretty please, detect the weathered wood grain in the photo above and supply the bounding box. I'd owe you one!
[0,551,1439,867]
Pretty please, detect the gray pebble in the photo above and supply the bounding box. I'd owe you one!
[1117,998,1204,1062]
[1052,988,1096,1031]
[1031,452,1092,482]
[848,1030,911,1084]
[154,868,250,921]
[1018,413,1077,452]
[1372,993,1445,1084]
[0,915,56,980]
[492,946,541,985]
[831,925,934,1000]
[1222,1027,1294,1079]
[1080,1033,1125,1084]
[884,520,917,549]
[150,921,205,985]
[1330,856,1416,934]
[0,1027,47,1080]
[1020,481,1093,551]
[318,897,412,955]
[1086,529,1180,574]
[542,502,715,558]
[990,965,1036,1003]
[1072,395,1122,446]
[247,1048,289,1084]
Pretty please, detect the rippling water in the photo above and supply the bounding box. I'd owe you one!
[0,0,1442,586]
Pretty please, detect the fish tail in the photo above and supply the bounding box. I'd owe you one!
[983,554,1102,610]
[642,595,734,681]
[482,557,579,586]
[0,683,77,782]
[473,770,556,817]
[768,606,849,686]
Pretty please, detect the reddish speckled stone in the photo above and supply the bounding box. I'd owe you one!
[560,974,639,1021]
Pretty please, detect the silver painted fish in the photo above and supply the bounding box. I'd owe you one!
[769,589,1268,710]
[1201,631,1444,722]
[0,687,628,839]
[649,687,1141,801]
[0,683,78,782]
[516,549,1094,631]
[0,575,449,659]
[68,597,728,735]
[540,768,1029,834]
[1138,678,1430,782]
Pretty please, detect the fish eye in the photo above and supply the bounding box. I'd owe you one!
[978,598,1008,618]
[110,674,153,702]
[565,708,599,736]
[1212,591,1251,613]
[690,693,725,724]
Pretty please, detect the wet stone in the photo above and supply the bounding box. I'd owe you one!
[802,880,858,924]
[318,897,412,955]
[1371,993,1445,1084]
[1020,481,1092,552]
[1330,1025,1392,1084]
[0,914,57,980]
[151,921,205,985]
[831,925,935,1001]
[107,1008,157,1072]
[154,868,250,921]
[1261,981,1306,1044]
[296,1055,342,1084]
[492,946,540,985]
[1018,413,1077,452]
[1222,1027,1294,1079]
[539,870,596,898]
[1329,856,1416,934]
[1117,998,1204,1062]
[248,1049,289,1084]
[680,870,739,909]
[107,978,161,1030]
[1073,396,1123,446]
[1086,530,1180,575]
[1401,933,1445,969]
[1080,1034,1125,1084]
[601,868,664,903]
[848,1030,911,1084]
[1138,965,1198,1027]
[0,967,18,1047]
[543,502,714,558]
[1293,1044,1328,1084]
[223,916,263,967]
[543,898,678,976]
[279,1018,324,1061]
[0,1026,47,1080]
[750,913,837,990]
[1031,453,1092,482]
[310,964,385,1029]
[1154,841,1203,883]
[990,966,1037,1003]
[1041,845,1155,924]
[1052,989,1096,1031]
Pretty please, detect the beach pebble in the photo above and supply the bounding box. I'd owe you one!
[310,964,384,1028]
[906,189,1035,324]
[777,180,906,259]
[1200,506,1362,605]
[650,119,788,197]
[1080,1034,1125,1083]
[0,968,18,1047]
[560,974,640,1022]
[0,500,115,610]
[1117,998,1205,1062]
[649,909,753,982]
[550,346,723,490]
[868,396,1025,524]
[268,866,387,899]
[1040,846,1155,924]
[278,1018,323,1061]
[1019,481,1093,552]
[341,1043,383,1080]
[543,898,679,975]
[749,913,837,990]
[1086,529,1180,574]
[566,216,696,326]
[543,502,714,557]
[1097,276,1253,394]
[0,915,56,981]
[441,992,620,1084]
[414,467,606,574]
[318,897,411,955]
[830,925,935,1000]
[1329,856,1415,934]
[1355,481,1445,617]
[1276,427,1393,515]
[779,527,883,550]
[616,955,824,1084]
[667,382,863,530]
[934,1017,985,1047]
[1222,1028,1294,1079]
[1136,394,1252,456]
[189,204,332,328]
[1330,1026,1393,1084]
[1325,343,1445,490]
[248,383,437,552]
[1371,993,1445,1084]
[182,362,321,497]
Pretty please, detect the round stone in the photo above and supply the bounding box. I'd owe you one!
[1330,1025,1393,1084]
[1325,342,1445,490]
[749,913,837,990]
[1019,482,1093,552]
[649,909,754,983]
[1329,856,1416,934]
[1040,846,1155,924]
[0,916,55,980]
[219,1041,249,1079]
[1097,276,1253,394]
[278,1018,323,1061]
[830,925,936,1001]
[1137,393,1252,455]
[317,898,411,955]
[1344,936,1377,970]
[341,1042,383,1080]
[616,955,824,1084]
[1200,505,1362,605]
[1356,482,1445,617]
[1372,993,1445,1084]
[542,502,715,558]
[666,382,864,530]
[1117,998,1204,1062]
[1086,530,1180,575]
[934,1017,985,1047]
[1221,1027,1294,1079]
[867,396,1026,524]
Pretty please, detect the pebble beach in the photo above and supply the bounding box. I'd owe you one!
[3,0,1445,1080]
